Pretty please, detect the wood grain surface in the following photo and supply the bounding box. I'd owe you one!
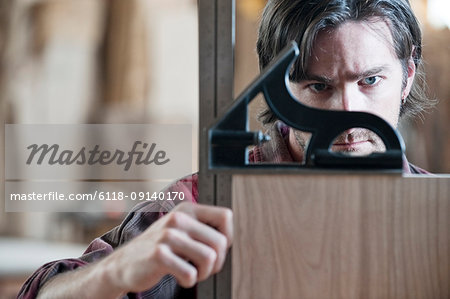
[232,174,450,299]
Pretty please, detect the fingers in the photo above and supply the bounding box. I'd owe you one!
[155,244,198,288]
[160,228,217,282]
[192,204,233,248]
[157,203,233,286]
[166,204,233,272]
[174,202,233,247]
[186,223,227,273]
[106,203,233,293]
[163,210,228,274]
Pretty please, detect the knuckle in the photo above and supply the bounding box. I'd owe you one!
[192,248,216,282]
[216,234,228,252]
[202,247,217,266]
[166,211,185,228]
[152,244,169,264]
[222,208,233,223]
[218,208,233,228]
[161,228,178,243]
[181,268,197,288]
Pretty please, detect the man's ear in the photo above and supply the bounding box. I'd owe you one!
[402,50,416,100]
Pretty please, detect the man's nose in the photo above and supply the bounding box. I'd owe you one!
[336,85,364,111]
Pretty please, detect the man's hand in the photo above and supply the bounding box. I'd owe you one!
[37,203,232,298]
[102,202,233,293]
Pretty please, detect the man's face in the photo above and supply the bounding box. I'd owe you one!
[288,20,415,160]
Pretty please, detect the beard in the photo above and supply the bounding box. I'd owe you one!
[292,128,386,159]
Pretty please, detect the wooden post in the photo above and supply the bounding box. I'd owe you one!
[198,0,234,298]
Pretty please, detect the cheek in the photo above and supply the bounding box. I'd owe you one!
[367,82,402,127]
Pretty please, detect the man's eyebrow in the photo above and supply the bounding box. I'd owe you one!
[301,65,390,83]
[354,65,389,80]
[301,74,333,84]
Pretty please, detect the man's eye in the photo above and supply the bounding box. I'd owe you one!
[360,76,381,86]
[308,83,328,92]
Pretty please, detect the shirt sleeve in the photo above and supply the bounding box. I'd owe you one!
[17,174,198,299]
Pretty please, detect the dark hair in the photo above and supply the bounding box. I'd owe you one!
[256,0,430,124]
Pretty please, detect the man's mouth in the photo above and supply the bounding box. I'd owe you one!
[332,140,370,151]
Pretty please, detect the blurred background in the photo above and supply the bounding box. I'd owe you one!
[0,0,448,297]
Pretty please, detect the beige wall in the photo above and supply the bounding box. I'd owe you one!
[0,0,199,239]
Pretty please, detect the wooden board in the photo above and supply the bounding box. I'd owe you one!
[232,174,450,299]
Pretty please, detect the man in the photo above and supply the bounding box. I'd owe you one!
[19,0,429,298]
[254,0,430,170]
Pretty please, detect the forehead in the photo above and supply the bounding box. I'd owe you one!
[307,20,400,75]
